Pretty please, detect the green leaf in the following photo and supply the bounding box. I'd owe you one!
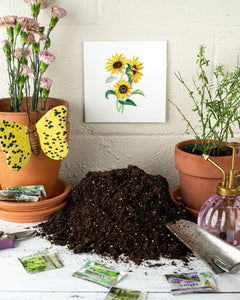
[126,63,133,74]
[106,76,117,83]
[105,90,116,99]
[119,99,137,106]
[130,89,145,97]
[126,63,133,84]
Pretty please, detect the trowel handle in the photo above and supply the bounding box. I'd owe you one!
[0,231,14,250]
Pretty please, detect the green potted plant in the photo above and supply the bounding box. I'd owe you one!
[0,0,69,207]
[169,45,240,215]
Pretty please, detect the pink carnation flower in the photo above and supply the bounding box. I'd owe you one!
[39,50,55,64]
[0,16,18,27]
[14,47,31,59]
[27,32,46,44]
[51,6,67,18]
[15,65,35,79]
[17,17,41,42]
[39,77,53,90]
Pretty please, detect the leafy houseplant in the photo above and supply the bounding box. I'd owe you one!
[169,45,240,156]
[0,0,67,112]
[0,0,69,201]
[170,46,240,214]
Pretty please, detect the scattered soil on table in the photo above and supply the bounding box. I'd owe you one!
[39,165,194,265]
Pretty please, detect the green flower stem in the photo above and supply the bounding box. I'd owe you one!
[121,104,124,114]
[116,99,121,112]
[168,99,200,141]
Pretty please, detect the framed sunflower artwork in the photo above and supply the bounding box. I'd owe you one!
[84,41,167,122]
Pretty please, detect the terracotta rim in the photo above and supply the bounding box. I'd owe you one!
[0,198,68,223]
[170,185,199,217]
[0,179,71,211]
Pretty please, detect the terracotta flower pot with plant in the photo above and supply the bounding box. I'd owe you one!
[169,46,240,215]
[0,1,70,221]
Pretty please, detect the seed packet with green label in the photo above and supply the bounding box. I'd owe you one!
[165,271,216,295]
[105,287,147,300]
[19,250,63,274]
[72,261,125,288]
[7,185,46,197]
[0,190,40,202]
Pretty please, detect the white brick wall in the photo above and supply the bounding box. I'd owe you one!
[0,0,240,189]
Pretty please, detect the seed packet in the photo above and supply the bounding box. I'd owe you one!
[18,250,63,274]
[105,287,147,300]
[72,261,125,288]
[0,190,40,202]
[7,185,46,197]
[165,271,216,295]
[0,185,46,202]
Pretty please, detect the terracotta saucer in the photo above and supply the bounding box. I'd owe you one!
[170,185,199,217]
[0,179,71,212]
[0,198,68,223]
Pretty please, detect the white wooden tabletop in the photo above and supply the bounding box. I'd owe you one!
[1,219,240,300]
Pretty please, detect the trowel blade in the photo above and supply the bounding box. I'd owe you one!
[166,219,240,274]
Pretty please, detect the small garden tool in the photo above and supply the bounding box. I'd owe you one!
[167,219,240,274]
[0,230,36,250]
[198,142,240,246]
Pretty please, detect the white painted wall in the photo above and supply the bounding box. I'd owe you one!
[0,0,240,190]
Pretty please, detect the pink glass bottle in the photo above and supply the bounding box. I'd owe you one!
[198,143,240,247]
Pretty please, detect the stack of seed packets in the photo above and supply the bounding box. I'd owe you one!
[18,250,63,274]
[73,261,146,300]
[165,272,216,295]
[0,185,46,202]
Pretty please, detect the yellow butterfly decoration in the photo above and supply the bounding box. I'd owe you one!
[0,105,69,171]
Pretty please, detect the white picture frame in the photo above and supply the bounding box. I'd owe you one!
[84,41,167,123]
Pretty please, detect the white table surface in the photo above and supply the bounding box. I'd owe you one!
[1,219,240,300]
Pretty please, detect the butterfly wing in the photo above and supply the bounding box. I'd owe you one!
[0,120,31,171]
[36,105,69,160]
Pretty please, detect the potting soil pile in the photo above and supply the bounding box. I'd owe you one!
[39,165,191,265]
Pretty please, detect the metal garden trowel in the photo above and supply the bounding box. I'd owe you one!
[166,219,240,274]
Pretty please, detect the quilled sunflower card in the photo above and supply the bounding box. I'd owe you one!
[84,41,167,122]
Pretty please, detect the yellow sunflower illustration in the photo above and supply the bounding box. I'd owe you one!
[114,79,132,99]
[128,56,143,83]
[105,53,127,75]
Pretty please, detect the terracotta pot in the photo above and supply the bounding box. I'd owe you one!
[170,185,199,217]
[0,97,69,198]
[175,139,240,212]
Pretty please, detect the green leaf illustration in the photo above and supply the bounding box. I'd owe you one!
[126,63,133,84]
[106,76,117,83]
[130,89,145,97]
[105,90,117,99]
[119,99,137,106]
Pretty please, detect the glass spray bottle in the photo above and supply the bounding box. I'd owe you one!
[198,142,240,247]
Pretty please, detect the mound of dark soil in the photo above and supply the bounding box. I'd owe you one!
[39,165,193,265]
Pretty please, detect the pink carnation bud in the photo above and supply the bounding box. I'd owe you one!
[24,0,51,9]
[51,6,67,18]
[39,77,53,90]
[39,50,55,64]
[0,39,11,48]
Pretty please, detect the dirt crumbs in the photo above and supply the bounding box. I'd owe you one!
[39,165,193,265]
